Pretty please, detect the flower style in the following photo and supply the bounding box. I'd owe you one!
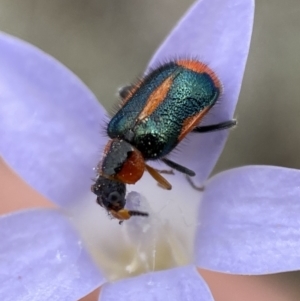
[1,0,300,300]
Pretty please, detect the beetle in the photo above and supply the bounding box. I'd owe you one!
[91,175,148,223]
[99,59,236,189]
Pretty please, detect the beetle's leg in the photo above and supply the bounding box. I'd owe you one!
[118,85,133,99]
[186,175,204,191]
[193,119,237,133]
[161,158,195,177]
[155,168,174,175]
[145,164,172,190]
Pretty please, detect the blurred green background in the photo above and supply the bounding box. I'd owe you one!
[1,0,299,175]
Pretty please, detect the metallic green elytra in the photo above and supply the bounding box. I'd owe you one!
[97,59,236,190]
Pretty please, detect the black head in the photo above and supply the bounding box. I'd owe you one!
[91,176,126,212]
[91,175,149,222]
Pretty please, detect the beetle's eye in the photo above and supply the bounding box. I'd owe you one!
[109,191,121,203]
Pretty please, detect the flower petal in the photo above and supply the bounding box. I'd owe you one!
[148,0,254,184]
[100,266,214,301]
[0,209,105,301]
[195,166,300,274]
[0,32,106,207]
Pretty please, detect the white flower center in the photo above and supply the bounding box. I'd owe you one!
[70,172,202,281]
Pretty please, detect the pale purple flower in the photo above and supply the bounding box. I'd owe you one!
[1,0,300,300]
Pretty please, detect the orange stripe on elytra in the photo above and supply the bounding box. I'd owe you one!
[178,106,211,141]
[176,60,222,91]
[138,75,174,121]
